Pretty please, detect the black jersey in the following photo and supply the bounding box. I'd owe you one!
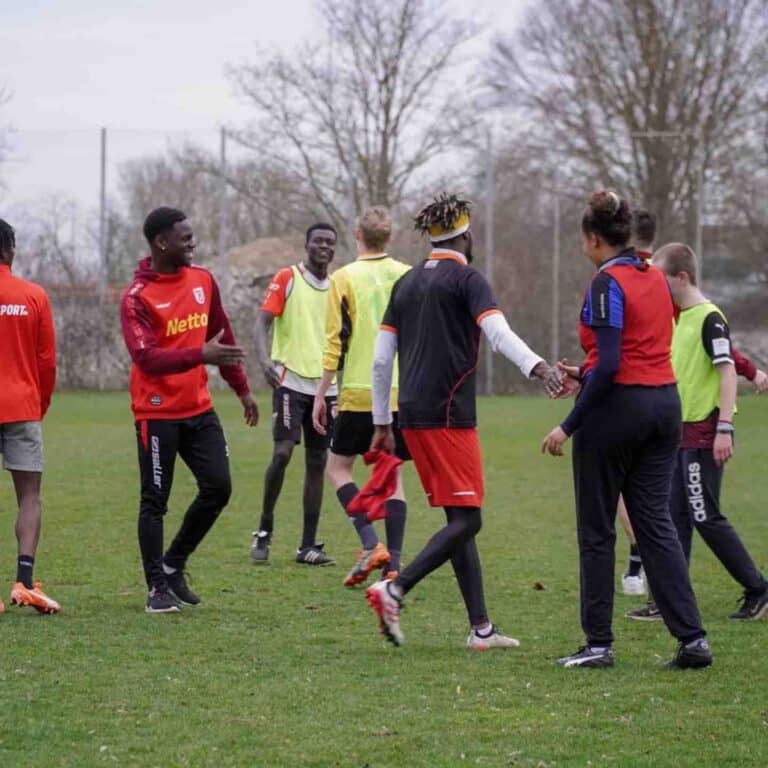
[381,251,498,429]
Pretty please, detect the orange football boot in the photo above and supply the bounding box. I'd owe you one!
[10,582,61,614]
[343,542,391,587]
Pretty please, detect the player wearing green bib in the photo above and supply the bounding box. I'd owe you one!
[250,223,339,566]
[313,207,411,588]
[645,243,768,620]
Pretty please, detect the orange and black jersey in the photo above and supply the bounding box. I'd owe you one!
[381,250,498,429]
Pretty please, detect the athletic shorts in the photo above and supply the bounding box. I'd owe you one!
[273,386,335,450]
[0,421,44,472]
[331,411,410,460]
[402,427,483,508]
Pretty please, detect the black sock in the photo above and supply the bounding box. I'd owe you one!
[17,556,34,589]
[384,499,406,573]
[628,543,643,576]
[337,483,379,549]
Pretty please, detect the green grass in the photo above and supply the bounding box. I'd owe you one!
[1,392,767,767]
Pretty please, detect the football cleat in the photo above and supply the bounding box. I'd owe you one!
[10,582,60,614]
[557,645,614,668]
[467,625,520,651]
[343,542,391,587]
[296,542,335,566]
[366,580,404,646]
[625,601,662,621]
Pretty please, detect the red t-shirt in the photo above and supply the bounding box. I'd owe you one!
[120,258,249,421]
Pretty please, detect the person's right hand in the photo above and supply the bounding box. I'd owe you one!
[312,396,328,436]
[202,329,245,367]
[260,360,282,389]
[553,359,582,398]
[753,369,768,393]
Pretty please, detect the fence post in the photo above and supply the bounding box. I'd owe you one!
[484,127,495,396]
[98,125,107,391]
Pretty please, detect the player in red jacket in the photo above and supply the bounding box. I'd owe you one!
[0,218,59,615]
[121,207,258,613]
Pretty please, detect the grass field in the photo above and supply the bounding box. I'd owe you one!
[1,391,767,768]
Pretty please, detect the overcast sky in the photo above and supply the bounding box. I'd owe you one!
[0,0,527,209]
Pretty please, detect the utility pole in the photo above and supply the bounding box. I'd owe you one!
[484,127,495,396]
[97,126,107,391]
[551,174,561,363]
[217,127,229,297]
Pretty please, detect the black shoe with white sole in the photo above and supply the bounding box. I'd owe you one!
[625,601,662,621]
[729,588,768,620]
[296,542,335,566]
[667,637,713,669]
[166,570,200,606]
[557,645,614,668]
[145,586,181,614]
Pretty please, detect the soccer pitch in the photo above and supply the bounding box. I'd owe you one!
[1,392,766,767]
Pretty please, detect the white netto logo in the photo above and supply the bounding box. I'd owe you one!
[193,286,205,305]
[687,461,707,522]
[151,436,162,489]
[0,304,29,316]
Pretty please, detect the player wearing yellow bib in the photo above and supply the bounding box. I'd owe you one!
[312,207,411,587]
[641,243,768,621]
[250,223,339,566]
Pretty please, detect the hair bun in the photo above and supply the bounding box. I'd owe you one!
[589,190,622,217]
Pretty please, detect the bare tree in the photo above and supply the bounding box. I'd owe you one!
[488,0,768,243]
[0,87,13,188]
[228,0,477,249]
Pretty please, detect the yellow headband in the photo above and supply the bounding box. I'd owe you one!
[428,211,471,242]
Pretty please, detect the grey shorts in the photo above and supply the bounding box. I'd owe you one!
[0,421,44,472]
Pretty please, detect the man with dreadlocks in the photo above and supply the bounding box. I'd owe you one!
[0,218,59,614]
[365,195,561,648]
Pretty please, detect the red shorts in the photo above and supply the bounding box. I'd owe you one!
[401,428,484,508]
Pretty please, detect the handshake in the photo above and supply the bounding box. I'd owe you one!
[532,360,582,399]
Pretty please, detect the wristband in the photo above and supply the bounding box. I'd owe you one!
[716,422,735,434]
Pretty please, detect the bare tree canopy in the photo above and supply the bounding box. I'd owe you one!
[488,0,768,242]
[228,0,477,248]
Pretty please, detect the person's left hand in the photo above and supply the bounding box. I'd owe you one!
[240,394,259,427]
[753,369,768,393]
[541,426,569,456]
[370,425,395,454]
[713,432,734,466]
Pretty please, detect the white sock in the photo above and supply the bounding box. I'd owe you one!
[474,622,493,636]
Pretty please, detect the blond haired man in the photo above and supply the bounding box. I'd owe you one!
[313,207,410,587]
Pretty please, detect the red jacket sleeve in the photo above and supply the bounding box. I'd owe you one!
[120,285,204,375]
[732,346,756,381]
[36,290,57,418]
[207,276,250,397]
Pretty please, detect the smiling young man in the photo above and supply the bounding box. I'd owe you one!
[250,223,338,566]
[120,207,258,613]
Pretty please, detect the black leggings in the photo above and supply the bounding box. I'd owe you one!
[396,506,488,626]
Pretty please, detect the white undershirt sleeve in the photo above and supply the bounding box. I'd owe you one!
[372,328,397,425]
[479,312,544,378]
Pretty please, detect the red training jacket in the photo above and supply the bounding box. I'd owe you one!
[120,257,249,421]
[0,264,56,423]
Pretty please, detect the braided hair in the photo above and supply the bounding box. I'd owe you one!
[414,193,471,237]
